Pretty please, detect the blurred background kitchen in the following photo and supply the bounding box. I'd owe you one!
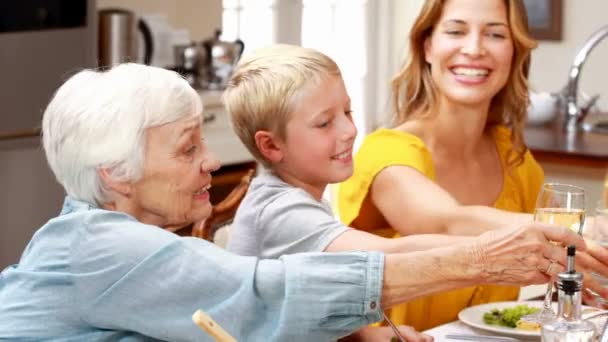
[1,0,607,269]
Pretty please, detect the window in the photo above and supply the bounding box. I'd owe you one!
[221,0,276,55]
[302,0,369,148]
[222,0,372,142]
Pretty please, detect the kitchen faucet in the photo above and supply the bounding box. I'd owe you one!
[563,25,608,132]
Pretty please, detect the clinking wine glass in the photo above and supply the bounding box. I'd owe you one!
[521,183,586,325]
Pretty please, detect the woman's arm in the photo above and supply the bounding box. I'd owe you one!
[325,229,473,253]
[371,165,531,236]
[75,220,584,340]
[252,188,471,256]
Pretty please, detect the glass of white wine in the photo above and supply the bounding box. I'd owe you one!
[521,183,586,325]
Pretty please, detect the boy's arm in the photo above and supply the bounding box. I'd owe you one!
[324,229,472,253]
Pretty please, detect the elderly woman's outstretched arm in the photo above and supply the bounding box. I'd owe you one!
[0,200,586,341]
[75,215,582,341]
[381,222,586,308]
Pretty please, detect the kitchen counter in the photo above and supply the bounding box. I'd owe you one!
[198,89,254,166]
[524,123,608,169]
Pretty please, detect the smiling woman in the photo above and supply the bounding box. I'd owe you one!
[338,0,544,330]
[126,116,218,229]
[40,64,220,230]
[423,0,515,107]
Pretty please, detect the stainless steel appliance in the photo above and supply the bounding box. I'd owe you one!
[98,8,153,67]
[174,42,207,88]
[0,0,97,268]
[201,29,244,89]
[171,30,244,90]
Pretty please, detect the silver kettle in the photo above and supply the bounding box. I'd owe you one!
[202,29,245,89]
[173,42,208,88]
[98,8,154,67]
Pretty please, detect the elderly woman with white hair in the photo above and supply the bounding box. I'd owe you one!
[0,63,587,341]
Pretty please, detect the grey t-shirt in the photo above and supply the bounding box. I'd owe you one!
[226,172,350,258]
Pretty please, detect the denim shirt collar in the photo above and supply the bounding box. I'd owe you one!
[59,196,98,216]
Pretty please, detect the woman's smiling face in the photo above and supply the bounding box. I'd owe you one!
[424,0,514,108]
[129,116,220,229]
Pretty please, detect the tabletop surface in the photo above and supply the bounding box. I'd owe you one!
[424,320,537,341]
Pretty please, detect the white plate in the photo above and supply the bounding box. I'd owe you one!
[458,301,600,339]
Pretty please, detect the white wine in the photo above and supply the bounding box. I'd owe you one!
[534,208,585,235]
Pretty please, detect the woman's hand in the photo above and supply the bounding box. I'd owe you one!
[470,222,587,285]
[340,325,433,342]
[578,216,608,306]
[574,239,608,305]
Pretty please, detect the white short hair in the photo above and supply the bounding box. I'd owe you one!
[42,63,202,205]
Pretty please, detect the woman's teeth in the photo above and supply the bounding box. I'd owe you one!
[452,67,489,77]
[194,184,211,195]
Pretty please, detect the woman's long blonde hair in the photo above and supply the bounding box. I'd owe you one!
[392,0,537,168]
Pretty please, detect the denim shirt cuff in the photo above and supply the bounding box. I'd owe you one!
[363,251,384,324]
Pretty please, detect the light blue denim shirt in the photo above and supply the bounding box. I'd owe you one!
[0,197,384,341]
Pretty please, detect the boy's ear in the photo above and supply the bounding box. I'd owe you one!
[254,130,284,163]
[97,167,133,198]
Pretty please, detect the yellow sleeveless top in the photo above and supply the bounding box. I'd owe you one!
[338,126,544,331]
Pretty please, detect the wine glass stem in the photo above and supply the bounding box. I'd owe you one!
[543,280,554,312]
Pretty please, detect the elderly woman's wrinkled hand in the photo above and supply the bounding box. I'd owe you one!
[469,222,587,286]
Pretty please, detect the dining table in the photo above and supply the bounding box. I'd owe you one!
[423,304,608,342]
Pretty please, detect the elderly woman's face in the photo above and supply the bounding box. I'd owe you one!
[129,116,220,229]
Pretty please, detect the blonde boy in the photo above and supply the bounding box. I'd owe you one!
[224,44,466,260]
[224,44,441,341]
[224,44,360,257]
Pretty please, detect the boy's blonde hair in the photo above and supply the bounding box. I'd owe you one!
[223,44,341,167]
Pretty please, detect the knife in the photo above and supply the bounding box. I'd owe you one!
[445,333,521,341]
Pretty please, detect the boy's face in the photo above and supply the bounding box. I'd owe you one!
[275,75,357,198]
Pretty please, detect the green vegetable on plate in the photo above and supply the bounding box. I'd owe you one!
[482,304,540,328]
